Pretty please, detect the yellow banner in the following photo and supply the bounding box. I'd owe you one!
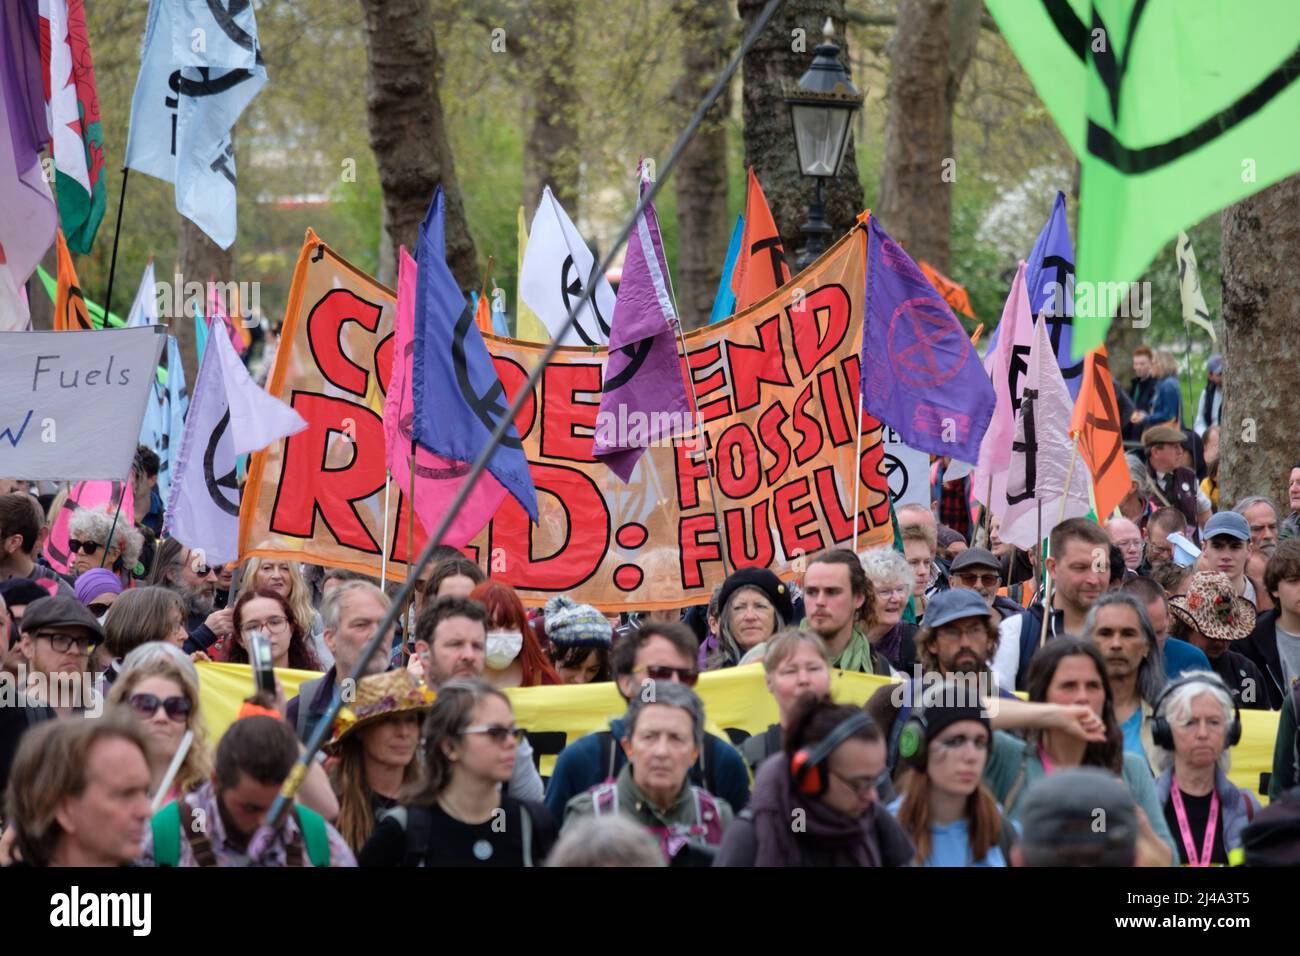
[194,662,1279,801]
[239,226,894,610]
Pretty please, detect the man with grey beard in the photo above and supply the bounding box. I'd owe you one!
[146,538,234,654]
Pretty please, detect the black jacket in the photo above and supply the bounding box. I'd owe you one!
[1238,610,1288,710]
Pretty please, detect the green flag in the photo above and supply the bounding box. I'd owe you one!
[985,0,1300,358]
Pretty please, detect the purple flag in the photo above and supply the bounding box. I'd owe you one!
[861,215,994,463]
[592,173,692,482]
[1024,191,1081,398]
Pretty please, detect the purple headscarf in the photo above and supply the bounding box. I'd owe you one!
[75,568,124,606]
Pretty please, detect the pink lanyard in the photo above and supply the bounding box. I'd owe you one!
[1037,744,1054,774]
[1170,777,1219,867]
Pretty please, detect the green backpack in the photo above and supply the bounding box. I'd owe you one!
[151,799,330,867]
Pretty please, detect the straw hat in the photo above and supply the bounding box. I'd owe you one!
[326,669,434,751]
[1168,572,1256,643]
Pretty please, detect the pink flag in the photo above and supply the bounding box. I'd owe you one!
[383,246,507,554]
[43,477,136,574]
[207,282,248,355]
[973,261,1033,519]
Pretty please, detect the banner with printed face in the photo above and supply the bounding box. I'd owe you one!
[240,225,892,610]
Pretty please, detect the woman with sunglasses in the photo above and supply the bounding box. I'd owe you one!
[66,506,143,587]
[888,696,1017,867]
[359,678,556,866]
[107,643,212,803]
[226,588,321,671]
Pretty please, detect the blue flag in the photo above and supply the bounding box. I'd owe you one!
[708,214,744,324]
[412,189,538,522]
[861,215,995,464]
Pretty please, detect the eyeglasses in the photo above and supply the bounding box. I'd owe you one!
[462,723,525,744]
[240,615,290,637]
[129,693,193,722]
[955,572,1001,588]
[67,538,101,556]
[876,586,908,599]
[830,769,878,798]
[87,602,114,617]
[633,664,699,687]
[934,733,989,753]
[33,631,95,654]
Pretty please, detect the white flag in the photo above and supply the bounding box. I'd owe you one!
[126,261,158,328]
[1175,232,1216,344]
[999,312,1091,550]
[519,186,615,346]
[166,318,304,565]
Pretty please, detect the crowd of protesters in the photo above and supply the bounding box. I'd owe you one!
[1,374,1299,868]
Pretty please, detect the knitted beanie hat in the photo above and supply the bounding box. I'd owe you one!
[543,595,613,648]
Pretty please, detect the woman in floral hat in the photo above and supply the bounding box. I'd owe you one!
[327,670,434,853]
[1168,572,1268,711]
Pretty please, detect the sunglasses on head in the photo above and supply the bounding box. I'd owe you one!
[67,538,101,556]
[634,664,699,687]
[129,693,192,722]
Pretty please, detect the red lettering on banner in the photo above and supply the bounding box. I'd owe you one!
[716,423,761,499]
[494,357,537,441]
[686,343,731,423]
[817,367,853,446]
[541,363,601,462]
[860,443,892,528]
[374,332,394,398]
[773,475,825,556]
[814,465,865,542]
[306,289,385,398]
[489,462,610,590]
[270,392,384,553]
[727,315,792,412]
[679,514,722,589]
[673,440,711,510]
[789,285,850,378]
[724,501,775,568]
[791,383,824,465]
[757,404,792,487]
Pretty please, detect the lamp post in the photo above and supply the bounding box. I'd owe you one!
[786,19,864,270]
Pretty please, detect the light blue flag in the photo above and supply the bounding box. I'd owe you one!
[160,334,188,501]
[708,214,744,324]
[124,0,267,249]
[490,285,511,338]
[193,301,209,364]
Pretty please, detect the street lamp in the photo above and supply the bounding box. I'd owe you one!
[785,18,864,269]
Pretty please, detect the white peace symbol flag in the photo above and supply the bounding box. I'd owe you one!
[999,311,1090,550]
[519,186,615,346]
[166,317,304,565]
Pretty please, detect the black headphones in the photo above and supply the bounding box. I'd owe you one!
[789,711,876,796]
[1150,672,1241,750]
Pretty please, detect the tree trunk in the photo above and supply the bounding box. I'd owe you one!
[877,0,980,271]
[520,0,580,217]
[1219,173,1300,511]
[737,0,864,265]
[358,0,477,289]
[673,0,734,329]
[176,218,230,386]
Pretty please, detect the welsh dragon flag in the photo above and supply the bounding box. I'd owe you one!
[39,0,106,254]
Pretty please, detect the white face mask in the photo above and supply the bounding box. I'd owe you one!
[485,629,523,670]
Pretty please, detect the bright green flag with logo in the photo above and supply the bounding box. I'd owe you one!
[985,0,1300,359]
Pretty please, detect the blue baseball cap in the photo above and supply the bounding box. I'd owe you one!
[1203,511,1250,542]
[923,588,995,629]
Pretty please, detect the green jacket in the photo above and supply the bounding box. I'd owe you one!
[1269,692,1298,800]
[982,730,1177,855]
[799,622,893,676]
[563,763,734,835]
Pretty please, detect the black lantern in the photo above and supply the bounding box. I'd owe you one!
[785,19,864,268]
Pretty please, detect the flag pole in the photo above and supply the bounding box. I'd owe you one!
[1058,436,1081,524]
[99,478,128,572]
[379,468,392,586]
[852,390,865,551]
[1037,500,1051,649]
[404,438,416,667]
[260,0,785,831]
[101,169,130,325]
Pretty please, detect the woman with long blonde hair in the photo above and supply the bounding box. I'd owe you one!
[239,554,330,667]
[107,642,213,802]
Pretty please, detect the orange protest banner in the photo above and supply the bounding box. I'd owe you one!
[918,259,976,320]
[53,230,95,331]
[239,224,892,609]
[1070,347,1128,519]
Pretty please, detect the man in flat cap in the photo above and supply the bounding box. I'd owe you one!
[1142,425,1199,533]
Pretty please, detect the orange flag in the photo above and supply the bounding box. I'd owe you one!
[54,230,95,331]
[731,167,790,311]
[1070,347,1128,519]
[474,290,493,336]
[918,260,976,319]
